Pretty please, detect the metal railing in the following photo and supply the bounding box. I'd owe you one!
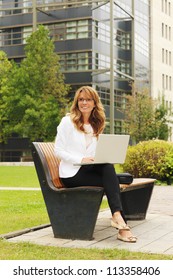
[0,0,108,16]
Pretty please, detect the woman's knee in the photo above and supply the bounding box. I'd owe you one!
[102,163,116,173]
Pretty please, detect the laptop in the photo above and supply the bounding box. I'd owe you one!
[74,134,130,166]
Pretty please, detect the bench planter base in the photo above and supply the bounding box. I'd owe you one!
[120,179,155,220]
[43,187,104,240]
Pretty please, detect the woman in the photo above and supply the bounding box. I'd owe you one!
[54,86,137,243]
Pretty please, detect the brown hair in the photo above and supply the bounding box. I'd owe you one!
[70,86,106,137]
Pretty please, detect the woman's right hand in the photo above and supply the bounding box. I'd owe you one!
[81,157,94,163]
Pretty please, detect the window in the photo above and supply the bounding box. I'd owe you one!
[168,1,171,16]
[169,101,172,115]
[77,20,88,39]
[66,21,76,40]
[94,21,110,43]
[165,24,168,39]
[48,20,89,41]
[59,52,90,72]
[23,0,32,13]
[169,26,171,40]
[166,49,168,64]
[52,23,66,41]
[0,0,2,17]
[169,51,171,65]
[96,86,110,106]
[1,28,22,45]
[78,52,89,70]
[162,23,171,40]
[117,61,131,75]
[166,75,168,89]
[165,0,168,13]
[162,0,164,12]
[162,74,165,89]
[115,91,126,110]
[162,48,164,63]
[23,26,32,44]
[66,20,88,40]
[162,49,172,65]
[162,23,164,37]
[115,120,123,134]
[116,30,131,50]
[169,76,172,90]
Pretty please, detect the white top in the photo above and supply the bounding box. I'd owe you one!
[83,124,93,148]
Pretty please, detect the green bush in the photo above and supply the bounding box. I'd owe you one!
[123,140,173,181]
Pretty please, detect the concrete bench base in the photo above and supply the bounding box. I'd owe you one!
[40,185,104,241]
[120,179,155,220]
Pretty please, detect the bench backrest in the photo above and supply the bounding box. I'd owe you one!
[32,142,63,189]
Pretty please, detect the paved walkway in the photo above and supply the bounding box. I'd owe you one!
[0,187,39,191]
[1,185,173,255]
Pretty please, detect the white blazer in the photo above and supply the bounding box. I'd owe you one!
[54,115,97,178]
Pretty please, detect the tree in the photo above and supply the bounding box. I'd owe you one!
[0,51,13,142]
[3,25,69,142]
[123,84,168,144]
[154,94,168,140]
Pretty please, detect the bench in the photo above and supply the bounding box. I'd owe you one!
[32,142,155,240]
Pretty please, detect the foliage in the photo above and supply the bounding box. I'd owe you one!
[154,94,169,140]
[123,140,173,181]
[123,84,168,144]
[2,25,70,142]
[0,51,12,82]
[0,51,13,142]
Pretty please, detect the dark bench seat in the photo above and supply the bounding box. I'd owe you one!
[32,142,155,240]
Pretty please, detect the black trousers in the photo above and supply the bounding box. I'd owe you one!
[60,164,126,221]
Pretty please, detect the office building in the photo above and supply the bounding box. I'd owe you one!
[150,0,173,141]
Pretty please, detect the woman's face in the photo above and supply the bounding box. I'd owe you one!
[77,90,95,117]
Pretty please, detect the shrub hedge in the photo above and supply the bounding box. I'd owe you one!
[123,140,173,182]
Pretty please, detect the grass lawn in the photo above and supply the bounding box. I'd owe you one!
[1,239,172,260]
[0,166,39,187]
[0,190,49,234]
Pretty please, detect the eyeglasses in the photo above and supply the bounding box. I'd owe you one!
[78,98,93,103]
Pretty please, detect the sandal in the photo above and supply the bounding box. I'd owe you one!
[117,233,137,243]
[111,218,130,230]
